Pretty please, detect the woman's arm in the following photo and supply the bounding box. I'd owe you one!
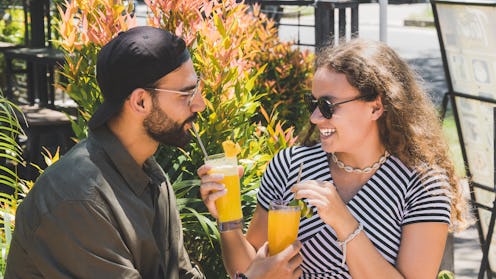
[395,223,448,278]
[293,180,448,278]
[246,204,269,250]
[220,205,268,276]
[198,164,259,274]
[342,221,447,278]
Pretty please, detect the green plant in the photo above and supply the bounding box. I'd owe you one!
[54,0,136,140]
[0,3,25,91]
[438,270,454,279]
[0,93,63,275]
[252,41,314,133]
[0,93,25,274]
[0,2,25,44]
[442,108,466,177]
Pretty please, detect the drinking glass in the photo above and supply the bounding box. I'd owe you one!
[205,153,243,232]
[268,200,301,256]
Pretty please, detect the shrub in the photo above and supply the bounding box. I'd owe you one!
[0,3,25,92]
[55,0,136,140]
[0,93,24,274]
[252,42,314,134]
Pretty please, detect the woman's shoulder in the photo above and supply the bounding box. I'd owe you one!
[287,143,325,156]
[383,155,414,176]
[272,144,326,164]
[383,155,449,191]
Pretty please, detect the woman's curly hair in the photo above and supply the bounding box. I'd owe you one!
[303,38,470,231]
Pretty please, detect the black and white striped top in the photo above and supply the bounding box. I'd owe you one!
[257,144,451,278]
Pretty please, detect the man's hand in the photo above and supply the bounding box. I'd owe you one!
[244,240,303,279]
[198,164,244,218]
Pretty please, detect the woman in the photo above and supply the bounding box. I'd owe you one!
[198,39,468,278]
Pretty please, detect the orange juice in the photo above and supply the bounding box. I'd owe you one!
[268,201,300,256]
[209,169,243,223]
[206,154,243,230]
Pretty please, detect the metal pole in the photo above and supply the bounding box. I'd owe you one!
[379,0,388,42]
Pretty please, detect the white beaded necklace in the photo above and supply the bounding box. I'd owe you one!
[330,150,390,174]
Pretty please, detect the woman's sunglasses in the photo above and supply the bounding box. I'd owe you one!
[304,94,370,119]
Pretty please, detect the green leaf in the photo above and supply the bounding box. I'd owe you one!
[289,199,313,218]
[437,270,454,279]
[213,13,226,37]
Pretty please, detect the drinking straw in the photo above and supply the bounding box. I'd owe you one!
[192,122,208,158]
[293,162,313,218]
[296,162,303,183]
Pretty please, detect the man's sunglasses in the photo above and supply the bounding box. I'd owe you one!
[304,94,371,119]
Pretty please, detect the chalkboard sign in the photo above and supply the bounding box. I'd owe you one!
[432,0,496,277]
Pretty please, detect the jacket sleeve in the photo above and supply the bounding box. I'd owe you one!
[168,187,205,279]
[178,244,205,279]
[28,200,141,279]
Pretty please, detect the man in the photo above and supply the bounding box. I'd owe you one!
[5,26,301,279]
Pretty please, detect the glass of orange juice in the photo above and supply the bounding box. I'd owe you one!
[206,153,243,232]
[268,200,301,256]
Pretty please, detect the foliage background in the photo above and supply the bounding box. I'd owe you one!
[0,94,24,274]
[54,0,313,277]
[0,2,25,92]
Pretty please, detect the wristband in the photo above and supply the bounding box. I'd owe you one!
[337,223,364,267]
[218,219,243,232]
[234,272,248,279]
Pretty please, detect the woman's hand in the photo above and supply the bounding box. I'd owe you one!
[291,180,352,228]
[197,164,243,218]
[244,241,303,279]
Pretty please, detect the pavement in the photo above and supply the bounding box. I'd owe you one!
[454,180,481,278]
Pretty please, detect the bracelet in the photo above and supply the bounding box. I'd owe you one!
[218,219,244,232]
[337,223,364,267]
[234,272,248,279]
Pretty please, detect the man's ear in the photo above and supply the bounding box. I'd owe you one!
[127,88,149,113]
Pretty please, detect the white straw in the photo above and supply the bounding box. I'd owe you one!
[296,162,303,183]
[192,122,208,158]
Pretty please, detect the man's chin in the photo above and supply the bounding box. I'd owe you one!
[158,131,193,148]
[176,133,194,148]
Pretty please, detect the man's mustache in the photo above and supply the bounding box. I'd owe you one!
[182,113,198,129]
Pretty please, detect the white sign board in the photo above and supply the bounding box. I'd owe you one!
[435,1,496,271]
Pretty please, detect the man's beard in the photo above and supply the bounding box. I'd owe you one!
[143,102,196,148]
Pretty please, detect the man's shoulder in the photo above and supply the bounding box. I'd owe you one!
[41,139,103,185]
[22,140,110,212]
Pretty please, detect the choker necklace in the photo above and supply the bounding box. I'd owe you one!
[330,150,390,174]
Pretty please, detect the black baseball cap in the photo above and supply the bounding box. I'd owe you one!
[88,26,191,130]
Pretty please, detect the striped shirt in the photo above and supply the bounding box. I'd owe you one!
[257,144,451,278]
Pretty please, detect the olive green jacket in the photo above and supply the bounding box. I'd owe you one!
[6,126,204,279]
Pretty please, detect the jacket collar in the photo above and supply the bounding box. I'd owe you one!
[89,125,165,196]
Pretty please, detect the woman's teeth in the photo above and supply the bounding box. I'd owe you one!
[320,128,336,136]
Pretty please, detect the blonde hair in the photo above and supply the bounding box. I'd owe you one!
[306,39,469,231]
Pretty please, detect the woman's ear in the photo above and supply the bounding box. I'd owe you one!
[370,96,384,120]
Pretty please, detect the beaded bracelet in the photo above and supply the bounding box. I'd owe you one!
[337,223,364,267]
